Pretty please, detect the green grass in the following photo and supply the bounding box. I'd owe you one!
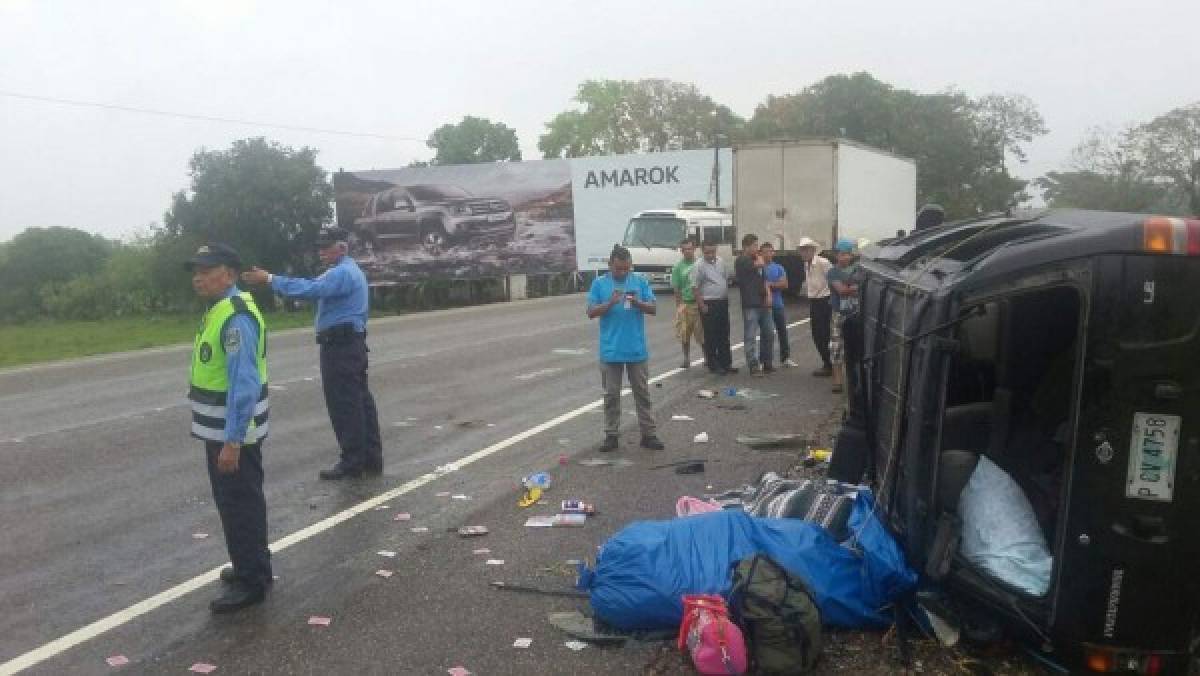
[0,312,316,369]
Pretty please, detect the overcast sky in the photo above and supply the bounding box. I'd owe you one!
[1,0,1197,241]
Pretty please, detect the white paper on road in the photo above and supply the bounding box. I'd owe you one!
[451,494,471,500]
[377,550,397,558]
[513,638,533,648]
[564,640,588,651]
[485,559,505,565]
[447,668,471,676]
[191,533,209,540]
[189,664,217,674]
[393,512,412,521]
[106,655,129,667]
[375,570,394,578]
[552,348,588,356]
[410,526,430,533]
[672,415,694,421]
[435,491,451,497]
[524,516,555,528]
[472,548,491,554]
[693,432,709,443]
[307,616,332,627]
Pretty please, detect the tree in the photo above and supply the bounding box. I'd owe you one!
[1131,103,1200,215]
[745,73,1045,218]
[539,79,743,158]
[426,116,520,165]
[0,226,114,320]
[162,137,333,293]
[1036,127,1171,213]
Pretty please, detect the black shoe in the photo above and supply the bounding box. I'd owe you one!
[812,367,833,377]
[220,567,274,586]
[209,583,265,614]
[763,364,776,374]
[725,367,739,374]
[640,436,665,450]
[319,464,363,480]
[599,435,619,452]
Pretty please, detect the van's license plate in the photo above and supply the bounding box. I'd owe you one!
[1126,412,1181,501]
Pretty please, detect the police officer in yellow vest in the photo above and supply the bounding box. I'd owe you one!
[186,243,273,613]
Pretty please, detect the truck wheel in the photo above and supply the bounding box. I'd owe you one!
[421,221,448,255]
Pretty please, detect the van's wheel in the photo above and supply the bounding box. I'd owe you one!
[421,221,448,255]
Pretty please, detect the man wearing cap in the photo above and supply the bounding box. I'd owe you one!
[186,243,273,613]
[827,238,861,395]
[799,238,834,377]
[242,227,382,480]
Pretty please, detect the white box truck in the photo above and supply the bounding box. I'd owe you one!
[733,139,916,287]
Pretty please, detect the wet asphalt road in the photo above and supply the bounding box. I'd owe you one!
[0,291,835,675]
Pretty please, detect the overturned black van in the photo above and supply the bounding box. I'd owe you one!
[829,210,1200,673]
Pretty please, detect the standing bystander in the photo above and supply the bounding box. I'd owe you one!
[760,242,796,367]
[692,241,736,375]
[670,238,704,368]
[827,239,861,395]
[586,245,665,452]
[799,238,834,377]
[735,233,774,376]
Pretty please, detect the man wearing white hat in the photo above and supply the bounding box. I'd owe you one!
[798,238,833,377]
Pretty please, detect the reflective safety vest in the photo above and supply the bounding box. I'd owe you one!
[188,292,269,444]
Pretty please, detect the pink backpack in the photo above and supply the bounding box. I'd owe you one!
[676,496,722,517]
[677,594,748,675]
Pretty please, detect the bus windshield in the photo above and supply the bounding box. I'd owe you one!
[623,217,687,249]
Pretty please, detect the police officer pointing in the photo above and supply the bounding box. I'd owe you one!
[185,243,273,613]
[242,226,383,480]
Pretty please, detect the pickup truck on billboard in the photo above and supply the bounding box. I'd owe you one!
[354,184,516,255]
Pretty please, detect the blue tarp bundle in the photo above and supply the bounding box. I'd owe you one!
[577,490,916,631]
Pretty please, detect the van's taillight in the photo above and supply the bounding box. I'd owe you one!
[1143,217,1200,255]
[1084,646,1167,674]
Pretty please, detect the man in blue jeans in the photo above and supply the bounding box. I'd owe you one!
[760,242,797,367]
[734,233,773,376]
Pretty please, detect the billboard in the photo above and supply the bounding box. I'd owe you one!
[334,160,574,283]
[569,148,731,270]
[334,148,731,282]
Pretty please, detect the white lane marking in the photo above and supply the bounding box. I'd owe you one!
[0,318,810,675]
[514,367,562,381]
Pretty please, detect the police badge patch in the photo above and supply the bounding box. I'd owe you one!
[199,342,213,363]
[223,327,242,354]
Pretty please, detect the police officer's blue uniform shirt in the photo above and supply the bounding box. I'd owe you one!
[587,272,655,363]
[270,255,369,332]
[218,285,263,444]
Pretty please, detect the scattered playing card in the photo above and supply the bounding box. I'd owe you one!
[693,432,710,443]
[191,532,209,540]
[106,655,130,667]
[375,569,394,578]
[513,638,533,648]
[189,664,217,674]
[485,559,505,565]
[451,494,471,500]
[564,640,588,651]
[435,491,451,497]
[308,616,332,626]
[393,512,411,521]
[447,668,471,676]
[487,423,496,427]
[377,550,397,558]
[672,414,695,421]
[410,526,430,533]
[457,525,488,537]
[472,548,491,554]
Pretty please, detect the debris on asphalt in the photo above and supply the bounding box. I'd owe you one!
[548,610,630,644]
[473,548,491,555]
[552,348,588,356]
[578,457,634,468]
[105,655,129,667]
[375,570,394,578]
[564,641,589,651]
[410,526,430,533]
[434,425,444,430]
[674,462,706,475]
[525,516,555,527]
[811,449,832,462]
[676,496,722,516]
[697,389,717,399]
[307,616,332,627]
[554,513,587,527]
[649,459,706,470]
[518,487,543,508]
[458,525,489,537]
[513,638,533,648]
[188,664,217,674]
[392,421,414,427]
[736,433,811,449]
[671,414,695,421]
[716,403,748,411]
[732,388,779,400]
[693,432,709,443]
[447,666,471,676]
[451,494,472,500]
[456,420,486,429]
[486,559,505,565]
[436,492,451,497]
[377,550,397,558]
[393,512,412,521]
[435,463,460,474]
[561,500,595,514]
[523,472,552,489]
[191,532,209,540]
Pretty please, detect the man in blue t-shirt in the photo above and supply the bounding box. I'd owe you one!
[587,244,665,452]
[760,243,796,368]
[826,238,861,395]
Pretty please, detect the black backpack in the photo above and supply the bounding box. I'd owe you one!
[728,554,822,674]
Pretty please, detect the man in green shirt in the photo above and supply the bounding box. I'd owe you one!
[670,238,704,368]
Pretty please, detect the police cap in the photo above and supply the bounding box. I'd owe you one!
[184,243,242,271]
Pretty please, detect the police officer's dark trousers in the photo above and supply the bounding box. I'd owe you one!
[205,441,271,588]
[319,331,382,471]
